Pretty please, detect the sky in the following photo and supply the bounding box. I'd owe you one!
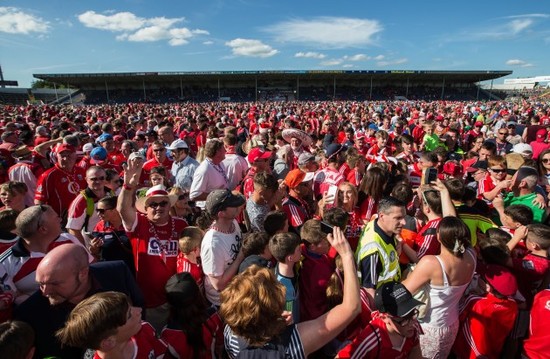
[0,0,549,88]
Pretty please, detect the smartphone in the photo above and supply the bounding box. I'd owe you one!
[320,221,334,235]
[325,185,339,206]
[422,167,438,185]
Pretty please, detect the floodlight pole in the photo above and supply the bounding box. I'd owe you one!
[105,81,110,103]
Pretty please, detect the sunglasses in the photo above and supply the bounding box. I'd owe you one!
[96,208,113,214]
[390,308,419,326]
[178,194,188,201]
[489,168,506,173]
[148,200,169,209]
[153,148,165,152]
[542,158,550,164]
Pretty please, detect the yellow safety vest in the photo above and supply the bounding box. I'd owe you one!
[355,220,401,288]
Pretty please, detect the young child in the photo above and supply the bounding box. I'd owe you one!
[337,281,422,358]
[421,120,442,152]
[506,224,550,307]
[298,219,335,322]
[0,320,35,359]
[263,210,289,237]
[452,264,519,359]
[176,226,205,290]
[500,204,533,258]
[56,291,167,359]
[238,232,272,273]
[269,232,302,322]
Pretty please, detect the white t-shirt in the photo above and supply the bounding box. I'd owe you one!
[189,159,229,208]
[200,220,242,306]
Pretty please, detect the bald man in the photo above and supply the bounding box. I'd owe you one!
[14,244,144,359]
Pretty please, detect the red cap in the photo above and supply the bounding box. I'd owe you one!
[474,121,484,127]
[354,132,366,140]
[55,143,76,154]
[481,264,518,297]
[247,147,272,163]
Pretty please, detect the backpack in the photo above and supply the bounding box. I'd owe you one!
[236,325,293,359]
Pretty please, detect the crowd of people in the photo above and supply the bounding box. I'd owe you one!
[0,98,549,358]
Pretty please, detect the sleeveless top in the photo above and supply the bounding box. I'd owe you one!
[422,249,475,327]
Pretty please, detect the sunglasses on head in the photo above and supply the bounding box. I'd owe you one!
[148,200,169,209]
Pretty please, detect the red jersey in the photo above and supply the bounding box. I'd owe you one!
[161,309,223,359]
[359,197,378,223]
[35,164,87,217]
[339,163,351,179]
[107,149,126,167]
[337,314,421,359]
[93,322,166,359]
[477,173,496,199]
[346,168,363,187]
[176,254,203,290]
[313,167,344,199]
[298,245,335,322]
[512,253,550,306]
[453,293,518,359]
[345,208,364,252]
[414,218,442,260]
[523,289,550,359]
[282,196,312,233]
[139,157,173,187]
[127,213,187,307]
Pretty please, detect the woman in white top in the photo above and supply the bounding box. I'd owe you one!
[402,216,476,359]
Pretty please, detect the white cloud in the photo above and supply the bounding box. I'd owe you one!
[506,59,534,67]
[0,7,50,35]
[343,64,354,68]
[377,58,408,67]
[320,59,342,66]
[203,40,214,45]
[77,10,208,46]
[295,51,326,59]
[509,19,533,35]
[344,54,369,61]
[265,17,382,48]
[374,55,385,60]
[225,38,278,58]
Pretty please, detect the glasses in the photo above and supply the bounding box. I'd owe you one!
[88,176,105,182]
[489,168,506,173]
[542,158,550,164]
[390,308,419,326]
[147,200,169,209]
[153,148,165,152]
[96,208,113,214]
[498,132,508,136]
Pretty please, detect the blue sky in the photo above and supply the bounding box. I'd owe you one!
[0,0,549,88]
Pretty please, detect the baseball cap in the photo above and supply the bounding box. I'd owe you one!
[55,143,75,154]
[205,189,246,216]
[466,160,488,172]
[167,139,189,150]
[512,143,533,157]
[165,272,200,305]
[297,152,316,167]
[481,264,518,297]
[474,121,484,127]
[284,169,315,189]
[82,143,94,153]
[375,281,423,317]
[247,147,271,163]
[90,147,107,164]
[97,133,113,143]
[325,143,345,159]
